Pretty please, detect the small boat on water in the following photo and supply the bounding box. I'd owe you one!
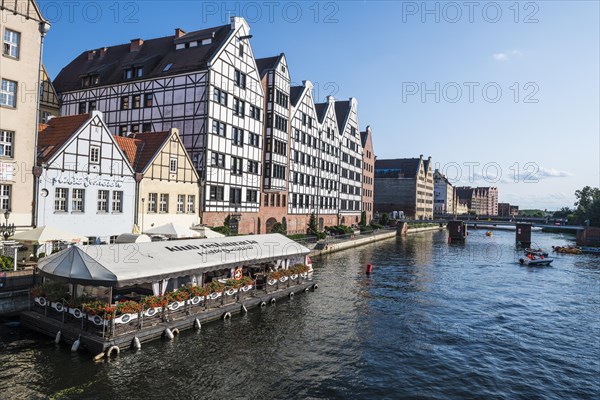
[525,248,549,257]
[485,231,493,237]
[518,257,554,266]
[552,245,582,255]
[580,246,600,254]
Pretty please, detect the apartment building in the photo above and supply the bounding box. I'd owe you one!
[54,17,264,234]
[433,169,456,216]
[360,126,375,223]
[456,186,499,216]
[374,155,434,220]
[0,0,49,230]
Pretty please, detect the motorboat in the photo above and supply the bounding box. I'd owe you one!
[518,256,553,266]
[552,246,582,255]
[525,248,549,257]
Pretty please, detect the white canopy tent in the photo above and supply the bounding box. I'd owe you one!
[143,223,202,239]
[191,225,225,238]
[37,233,310,287]
[9,225,87,245]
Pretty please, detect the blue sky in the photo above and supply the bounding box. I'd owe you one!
[39,1,599,210]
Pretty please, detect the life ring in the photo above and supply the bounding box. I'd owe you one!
[223,312,231,320]
[191,296,201,305]
[37,297,47,307]
[234,268,242,280]
[267,279,277,286]
[241,285,252,292]
[106,346,120,358]
[72,308,83,319]
[145,307,157,317]
[290,274,298,280]
[118,314,131,324]
[210,292,220,300]
[54,302,64,312]
[168,302,181,311]
[226,288,236,296]
[279,276,288,283]
[92,315,103,326]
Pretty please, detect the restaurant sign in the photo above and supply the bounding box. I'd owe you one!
[51,175,124,188]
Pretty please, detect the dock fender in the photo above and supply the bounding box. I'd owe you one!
[93,352,105,362]
[289,291,294,298]
[304,287,310,293]
[132,336,141,350]
[106,345,120,358]
[241,304,248,313]
[270,298,276,305]
[71,336,81,352]
[54,330,61,344]
[313,283,319,290]
[194,318,201,330]
[164,328,174,340]
[171,328,180,336]
[260,301,266,307]
[223,312,232,320]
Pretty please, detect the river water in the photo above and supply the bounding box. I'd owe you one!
[1,230,598,399]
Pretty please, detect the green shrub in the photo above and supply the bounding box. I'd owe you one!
[212,226,230,236]
[0,255,14,271]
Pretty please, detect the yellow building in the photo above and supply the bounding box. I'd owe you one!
[0,0,49,230]
[115,129,200,231]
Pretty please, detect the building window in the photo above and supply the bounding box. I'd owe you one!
[112,191,123,213]
[234,69,246,88]
[124,69,133,80]
[41,111,53,123]
[213,88,227,106]
[177,194,185,213]
[209,186,224,201]
[97,190,109,212]
[170,156,178,173]
[238,43,244,57]
[0,130,14,158]
[249,132,260,147]
[187,195,195,213]
[132,94,141,109]
[135,67,143,78]
[54,188,68,212]
[90,145,100,164]
[246,190,257,203]
[212,120,226,137]
[231,157,243,175]
[131,124,140,134]
[249,105,260,120]
[211,152,225,168]
[119,125,128,136]
[144,93,153,107]
[232,128,244,146]
[229,187,242,204]
[88,101,97,112]
[0,79,17,108]
[72,189,85,212]
[78,102,86,114]
[120,96,129,110]
[142,123,152,132]
[233,97,245,117]
[148,193,157,212]
[3,29,20,58]
[0,184,11,210]
[159,194,169,213]
[247,160,259,174]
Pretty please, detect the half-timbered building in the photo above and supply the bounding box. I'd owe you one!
[36,112,136,242]
[54,17,264,234]
[114,128,200,231]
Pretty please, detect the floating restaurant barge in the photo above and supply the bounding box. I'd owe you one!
[21,234,314,357]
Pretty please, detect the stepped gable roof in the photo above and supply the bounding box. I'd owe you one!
[334,100,350,134]
[314,102,329,123]
[290,85,305,107]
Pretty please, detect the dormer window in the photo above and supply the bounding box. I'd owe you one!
[135,67,143,78]
[124,69,133,80]
[201,38,212,45]
[81,74,99,88]
[163,63,173,72]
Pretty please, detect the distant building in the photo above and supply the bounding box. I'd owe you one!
[374,155,434,220]
[456,186,498,216]
[498,203,510,217]
[509,205,519,216]
[360,126,375,223]
[433,169,455,215]
[456,200,469,215]
[39,65,60,123]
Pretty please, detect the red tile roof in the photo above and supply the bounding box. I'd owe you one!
[37,114,90,163]
[114,131,172,173]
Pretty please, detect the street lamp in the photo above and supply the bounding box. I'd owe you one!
[1,210,15,240]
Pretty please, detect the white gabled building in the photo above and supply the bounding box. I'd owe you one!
[36,112,136,243]
[54,17,264,234]
[335,99,364,226]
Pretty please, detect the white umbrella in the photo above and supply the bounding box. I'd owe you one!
[10,225,87,245]
[143,223,202,239]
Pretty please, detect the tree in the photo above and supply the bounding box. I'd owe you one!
[574,186,600,225]
[271,222,287,235]
[380,212,390,226]
[359,211,367,227]
[308,212,318,235]
[553,207,572,219]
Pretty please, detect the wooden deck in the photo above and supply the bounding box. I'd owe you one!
[21,281,316,356]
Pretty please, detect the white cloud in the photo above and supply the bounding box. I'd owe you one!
[493,50,522,61]
[537,167,573,178]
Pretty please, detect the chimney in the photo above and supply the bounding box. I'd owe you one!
[99,47,108,58]
[87,50,96,60]
[175,28,186,38]
[130,38,144,52]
